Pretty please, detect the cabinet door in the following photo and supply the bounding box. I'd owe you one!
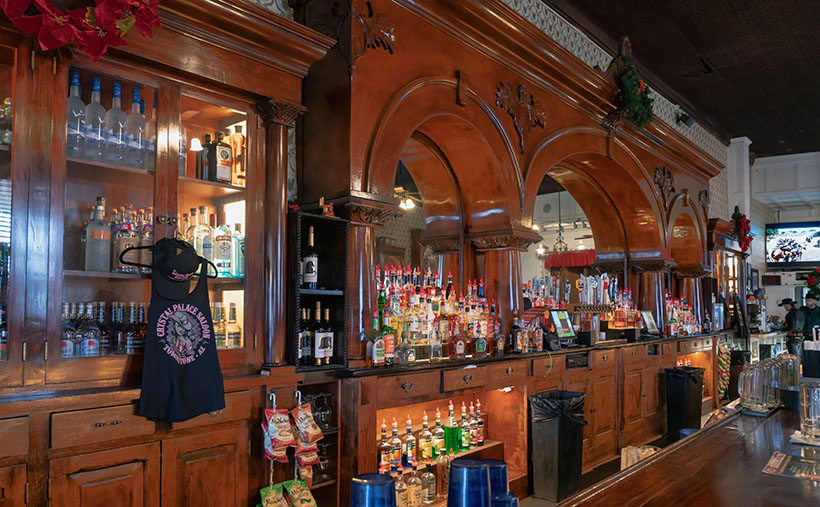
[563,368,592,467]
[643,359,663,438]
[0,464,26,507]
[161,426,248,507]
[49,442,160,507]
[590,368,618,465]
[621,362,644,445]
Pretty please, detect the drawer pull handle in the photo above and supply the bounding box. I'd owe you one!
[505,367,514,376]
[208,409,223,417]
[463,374,473,384]
[603,354,608,361]
[94,420,122,428]
[401,381,414,392]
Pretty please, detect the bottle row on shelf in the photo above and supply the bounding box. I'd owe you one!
[179,206,245,278]
[0,97,12,146]
[378,400,486,504]
[0,304,8,361]
[60,300,244,359]
[665,294,702,337]
[66,69,246,187]
[297,301,337,367]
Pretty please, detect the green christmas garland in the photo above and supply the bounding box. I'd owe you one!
[619,55,654,127]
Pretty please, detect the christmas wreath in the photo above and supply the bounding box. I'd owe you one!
[1,0,160,61]
[731,206,753,255]
[807,268,820,295]
[619,55,654,127]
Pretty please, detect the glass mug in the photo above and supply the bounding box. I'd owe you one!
[800,381,820,441]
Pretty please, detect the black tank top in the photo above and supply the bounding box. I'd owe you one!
[139,259,225,422]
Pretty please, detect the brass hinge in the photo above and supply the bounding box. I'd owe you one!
[30,51,34,71]
[21,341,26,362]
[253,333,257,350]
[52,56,57,75]
[43,341,47,361]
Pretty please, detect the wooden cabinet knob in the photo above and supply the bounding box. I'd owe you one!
[505,367,514,376]
[463,374,473,384]
[208,409,223,417]
[401,381,414,392]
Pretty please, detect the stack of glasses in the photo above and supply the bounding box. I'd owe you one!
[738,354,801,413]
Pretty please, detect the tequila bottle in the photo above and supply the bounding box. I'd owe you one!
[66,69,85,156]
[105,80,127,164]
[401,415,417,469]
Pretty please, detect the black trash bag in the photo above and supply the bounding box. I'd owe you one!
[729,351,749,400]
[665,367,704,441]
[730,350,750,366]
[529,391,587,502]
[530,391,588,426]
[803,349,820,379]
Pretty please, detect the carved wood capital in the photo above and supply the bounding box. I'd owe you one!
[418,233,461,253]
[333,196,401,227]
[591,253,626,273]
[495,82,546,153]
[467,227,541,251]
[672,264,712,278]
[257,98,305,127]
[630,258,676,272]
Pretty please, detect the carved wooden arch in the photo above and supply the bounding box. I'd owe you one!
[523,127,665,255]
[666,193,709,270]
[364,76,524,229]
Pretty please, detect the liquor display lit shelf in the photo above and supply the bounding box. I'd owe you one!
[179,176,245,201]
[299,288,344,296]
[63,269,245,285]
[67,156,153,189]
[398,440,504,475]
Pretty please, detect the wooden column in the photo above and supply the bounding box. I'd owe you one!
[337,198,401,364]
[257,99,304,366]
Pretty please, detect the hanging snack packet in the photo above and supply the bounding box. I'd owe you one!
[262,421,289,463]
[283,479,318,507]
[260,483,288,507]
[291,403,323,444]
[297,450,320,466]
[298,465,313,488]
[266,408,296,448]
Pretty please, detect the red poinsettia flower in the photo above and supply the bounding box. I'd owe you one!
[77,26,127,61]
[637,79,646,93]
[809,276,817,286]
[131,0,159,37]
[92,0,134,33]
[9,0,80,51]
[815,267,820,274]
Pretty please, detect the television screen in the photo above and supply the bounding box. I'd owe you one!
[766,222,820,267]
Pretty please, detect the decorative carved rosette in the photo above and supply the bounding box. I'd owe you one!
[257,98,305,128]
[671,265,712,278]
[467,227,541,251]
[334,197,401,227]
[495,82,547,153]
[653,166,675,212]
[418,234,461,253]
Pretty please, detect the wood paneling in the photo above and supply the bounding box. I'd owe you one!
[0,464,26,507]
[621,362,644,445]
[50,404,155,450]
[377,372,440,408]
[0,416,28,458]
[442,365,490,392]
[589,366,618,466]
[49,442,160,507]
[170,390,251,430]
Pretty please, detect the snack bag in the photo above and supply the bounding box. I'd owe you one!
[297,465,313,488]
[291,419,319,456]
[297,450,320,466]
[291,403,323,444]
[260,483,288,507]
[266,408,296,448]
[283,479,318,507]
[262,421,289,463]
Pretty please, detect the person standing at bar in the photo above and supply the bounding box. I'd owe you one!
[802,293,820,340]
[779,298,805,356]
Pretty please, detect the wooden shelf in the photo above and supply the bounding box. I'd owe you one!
[66,156,153,189]
[300,288,344,296]
[64,269,149,280]
[309,479,336,490]
[396,440,504,472]
[179,176,245,202]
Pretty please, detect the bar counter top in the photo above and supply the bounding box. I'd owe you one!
[560,408,820,506]
[341,331,734,378]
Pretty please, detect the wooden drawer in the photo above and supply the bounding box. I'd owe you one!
[0,416,29,458]
[678,341,692,354]
[51,404,155,450]
[378,372,440,406]
[172,390,252,430]
[691,338,702,351]
[622,345,646,364]
[486,359,530,387]
[532,355,565,378]
[591,349,616,369]
[700,337,713,350]
[662,341,677,355]
[442,366,488,392]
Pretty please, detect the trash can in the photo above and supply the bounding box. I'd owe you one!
[803,349,820,378]
[529,390,587,501]
[665,366,704,442]
[729,350,750,400]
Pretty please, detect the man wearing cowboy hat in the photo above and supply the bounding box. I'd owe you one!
[802,293,820,340]
[779,298,805,355]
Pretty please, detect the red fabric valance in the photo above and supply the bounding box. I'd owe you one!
[543,249,596,268]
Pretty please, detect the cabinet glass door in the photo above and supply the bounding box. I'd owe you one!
[51,63,160,385]
[177,90,257,372]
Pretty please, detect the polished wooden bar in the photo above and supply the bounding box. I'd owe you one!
[562,409,820,506]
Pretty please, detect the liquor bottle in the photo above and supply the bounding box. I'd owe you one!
[432,407,445,458]
[61,302,76,359]
[193,206,213,262]
[381,305,396,367]
[78,304,101,357]
[201,134,213,181]
[114,209,139,273]
[227,302,242,349]
[95,301,111,356]
[434,450,450,497]
[229,125,246,187]
[312,304,323,366]
[418,411,434,462]
[125,85,146,168]
[213,212,232,277]
[84,200,110,272]
[66,69,85,155]
[447,333,466,360]
[509,312,522,353]
[401,415,417,468]
[145,92,157,171]
[214,303,226,349]
[178,121,186,176]
[110,302,124,354]
[445,271,454,301]
[378,419,391,474]
[185,207,198,241]
[213,131,233,183]
[104,79,128,164]
[394,467,408,507]
[300,308,314,366]
[443,401,459,453]
[231,223,245,278]
[388,417,402,473]
[406,463,422,507]
[301,226,318,289]
[475,398,485,446]
[421,461,436,504]
[83,74,106,160]
[458,402,471,451]
[138,302,147,341]
[139,207,154,273]
[124,302,142,354]
[321,307,334,364]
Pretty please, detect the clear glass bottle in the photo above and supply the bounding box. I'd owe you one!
[394,467,408,507]
[458,402,471,451]
[124,302,142,354]
[184,207,197,242]
[139,206,153,273]
[83,74,106,160]
[213,212,232,277]
[95,301,111,356]
[78,303,101,357]
[114,208,139,273]
[475,398,485,446]
[378,419,391,474]
[125,85,146,168]
[213,303,226,349]
[231,223,245,278]
[468,402,478,447]
[192,206,213,262]
[388,417,403,474]
[227,302,242,349]
[0,306,7,362]
[84,200,110,272]
[418,411,434,463]
[401,415,417,469]
[61,302,76,359]
[144,91,157,171]
[421,462,436,504]
[105,80,127,164]
[66,69,85,156]
[406,463,422,507]
[432,407,445,458]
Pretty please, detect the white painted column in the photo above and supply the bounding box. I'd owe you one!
[727,136,752,217]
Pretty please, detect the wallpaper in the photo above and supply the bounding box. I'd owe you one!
[709,169,731,222]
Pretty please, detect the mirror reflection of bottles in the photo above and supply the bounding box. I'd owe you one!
[302,226,318,289]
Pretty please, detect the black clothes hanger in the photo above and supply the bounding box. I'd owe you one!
[118,245,219,279]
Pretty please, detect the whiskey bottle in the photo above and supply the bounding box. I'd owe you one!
[229,125,246,187]
[227,302,242,348]
[400,414,417,468]
[301,226,318,289]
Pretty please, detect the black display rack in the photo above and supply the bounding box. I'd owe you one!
[287,211,349,371]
